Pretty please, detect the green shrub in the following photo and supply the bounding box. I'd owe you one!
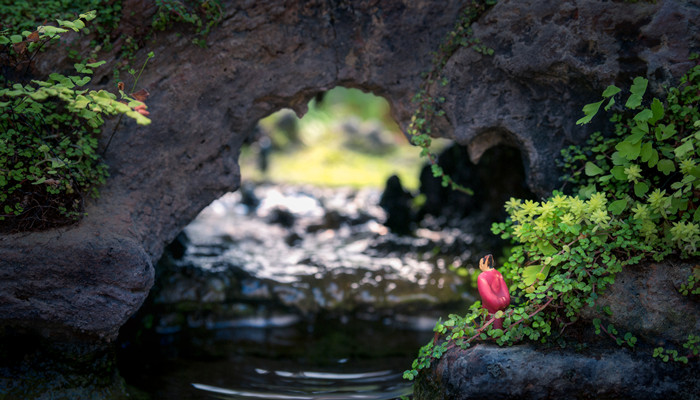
[0,11,150,231]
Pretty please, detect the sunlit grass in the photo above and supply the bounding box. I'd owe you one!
[240,87,451,191]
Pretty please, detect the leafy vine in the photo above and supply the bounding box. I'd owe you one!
[0,11,150,231]
[407,0,497,195]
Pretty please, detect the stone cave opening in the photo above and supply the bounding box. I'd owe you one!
[116,86,535,400]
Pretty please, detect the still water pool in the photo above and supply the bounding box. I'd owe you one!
[119,314,437,399]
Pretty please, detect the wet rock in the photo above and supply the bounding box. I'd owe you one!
[0,231,153,341]
[0,334,128,400]
[380,175,414,235]
[414,343,700,400]
[415,259,700,400]
[580,261,700,345]
[267,207,297,228]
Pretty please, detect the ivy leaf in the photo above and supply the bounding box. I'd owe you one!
[576,100,604,125]
[649,98,664,124]
[634,182,649,197]
[608,199,628,215]
[585,162,604,176]
[625,77,648,109]
[657,159,676,175]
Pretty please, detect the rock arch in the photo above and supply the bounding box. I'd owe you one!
[1,0,698,342]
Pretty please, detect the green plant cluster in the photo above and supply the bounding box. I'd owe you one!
[653,334,700,364]
[563,63,700,259]
[152,0,222,48]
[404,62,700,381]
[0,11,150,230]
[0,0,121,36]
[407,0,497,195]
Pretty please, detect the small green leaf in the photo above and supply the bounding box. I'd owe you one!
[634,108,653,122]
[70,76,91,86]
[649,98,664,124]
[608,199,628,215]
[602,85,621,98]
[85,60,106,68]
[576,100,604,125]
[640,142,654,162]
[80,10,97,21]
[634,182,649,197]
[522,264,551,286]
[615,140,641,160]
[675,140,694,159]
[625,77,648,109]
[10,34,23,43]
[585,162,604,176]
[647,149,659,168]
[604,97,616,111]
[657,159,676,175]
[656,124,676,141]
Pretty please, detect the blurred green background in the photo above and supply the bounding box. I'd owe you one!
[239,87,452,190]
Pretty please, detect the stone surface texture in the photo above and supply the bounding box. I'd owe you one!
[414,343,700,400]
[1,0,698,346]
[580,261,700,345]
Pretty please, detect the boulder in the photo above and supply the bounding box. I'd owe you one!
[414,260,700,399]
[414,343,699,400]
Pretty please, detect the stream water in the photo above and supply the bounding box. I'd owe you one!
[118,183,499,399]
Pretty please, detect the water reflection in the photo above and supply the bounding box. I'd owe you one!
[192,367,411,399]
[120,315,429,400]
